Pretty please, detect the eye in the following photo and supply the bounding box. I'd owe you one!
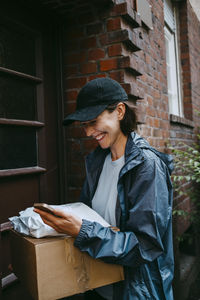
[90,120,96,126]
[80,120,96,127]
[80,122,87,127]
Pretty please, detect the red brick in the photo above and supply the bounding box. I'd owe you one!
[88,48,105,60]
[183,88,191,96]
[109,70,125,82]
[100,58,118,71]
[147,96,153,106]
[181,52,190,59]
[118,56,143,76]
[153,90,160,99]
[110,2,141,28]
[111,2,128,17]
[108,44,123,57]
[80,62,97,74]
[65,90,78,101]
[160,120,169,130]
[66,77,87,89]
[146,116,153,127]
[153,118,160,128]
[62,0,200,224]
[146,107,156,117]
[153,128,162,138]
[107,17,121,32]
[89,74,106,80]
[145,53,150,65]
[64,102,76,115]
[99,29,142,52]
[161,111,169,120]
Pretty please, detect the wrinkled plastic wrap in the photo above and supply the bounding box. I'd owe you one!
[9,202,110,238]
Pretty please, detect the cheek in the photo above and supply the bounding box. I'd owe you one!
[107,120,121,133]
[96,113,120,134]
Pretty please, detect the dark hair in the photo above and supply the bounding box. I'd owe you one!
[106,102,137,136]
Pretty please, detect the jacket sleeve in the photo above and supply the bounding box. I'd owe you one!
[74,156,172,268]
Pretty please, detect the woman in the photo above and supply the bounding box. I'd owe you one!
[34,78,174,300]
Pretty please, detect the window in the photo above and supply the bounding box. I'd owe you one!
[164,0,183,117]
[0,17,43,171]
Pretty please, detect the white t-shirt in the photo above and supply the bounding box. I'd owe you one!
[92,153,125,226]
[92,153,125,300]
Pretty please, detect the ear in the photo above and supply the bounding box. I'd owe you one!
[116,102,126,120]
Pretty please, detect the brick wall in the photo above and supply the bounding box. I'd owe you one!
[61,0,200,254]
[187,1,200,126]
[61,2,200,297]
[33,0,200,298]
[63,0,144,201]
[170,0,200,237]
[168,2,200,298]
[62,0,173,201]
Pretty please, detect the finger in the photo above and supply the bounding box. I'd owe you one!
[52,209,72,219]
[34,208,71,231]
[109,226,120,232]
[39,215,60,232]
[34,208,60,221]
[54,210,82,226]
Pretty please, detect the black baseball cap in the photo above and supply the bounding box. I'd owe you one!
[63,77,128,125]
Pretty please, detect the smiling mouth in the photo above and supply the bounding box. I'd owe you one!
[94,133,106,141]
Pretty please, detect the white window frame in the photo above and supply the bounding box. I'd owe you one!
[164,0,183,117]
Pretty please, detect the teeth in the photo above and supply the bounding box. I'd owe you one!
[95,134,105,141]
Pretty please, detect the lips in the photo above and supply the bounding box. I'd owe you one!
[94,133,106,141]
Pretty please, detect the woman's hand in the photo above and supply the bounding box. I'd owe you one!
[34,208,82,238]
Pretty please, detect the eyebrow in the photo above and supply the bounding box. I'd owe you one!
[81,119,97,126]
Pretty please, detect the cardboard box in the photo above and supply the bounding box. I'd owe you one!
[10,230,124,300]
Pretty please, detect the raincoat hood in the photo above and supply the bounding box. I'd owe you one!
[128,132,174,174]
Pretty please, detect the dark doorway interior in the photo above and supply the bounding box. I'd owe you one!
[0,0,65,298]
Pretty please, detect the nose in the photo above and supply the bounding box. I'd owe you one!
[84,125,95,137]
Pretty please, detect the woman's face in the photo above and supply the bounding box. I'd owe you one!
[81,104,125,151]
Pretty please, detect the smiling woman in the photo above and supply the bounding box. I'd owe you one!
[36,78,175,300]
[80,104,127,160]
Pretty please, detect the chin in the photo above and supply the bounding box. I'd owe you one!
[99,143,110,149]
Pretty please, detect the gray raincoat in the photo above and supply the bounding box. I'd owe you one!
[74,132,174,300]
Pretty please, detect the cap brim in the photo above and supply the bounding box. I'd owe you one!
[63,104,108,126]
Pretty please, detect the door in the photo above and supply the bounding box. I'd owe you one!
[0,1,64,298]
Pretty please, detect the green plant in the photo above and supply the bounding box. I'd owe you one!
[169,133,200,226]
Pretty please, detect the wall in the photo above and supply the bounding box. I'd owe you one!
[170,0,200,236]
[61,1,200,297]
[62,0,143,200]
[63,0,171,201]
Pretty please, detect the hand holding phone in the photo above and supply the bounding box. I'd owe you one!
[33,203,56,215]
[33,203,82,237]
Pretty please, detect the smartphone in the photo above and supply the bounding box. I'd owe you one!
[34,203,55,215]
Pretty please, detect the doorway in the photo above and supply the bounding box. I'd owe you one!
[0,1,65,298]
